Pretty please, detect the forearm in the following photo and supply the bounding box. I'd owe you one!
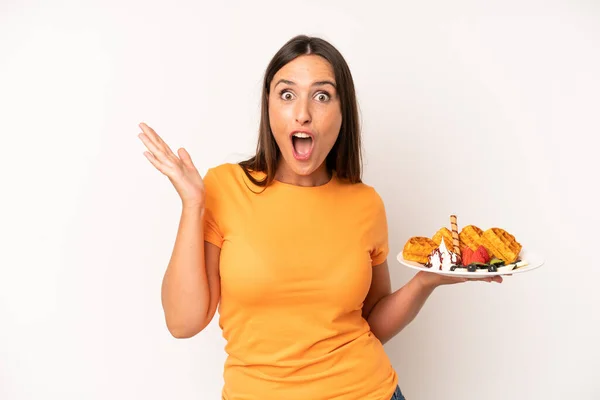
[161,206,209,336]
[367,271,436,344]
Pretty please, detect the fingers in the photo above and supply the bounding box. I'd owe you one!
[485,276,502,283]
[467,276,503,283]
[142,151,163,171]
[139,122,176,158]
[139,122,164,146]
[142,150,172,176]
[138,131,172,166]
[138,126,182,171]
[178,147,195,168]
[139,122,161,149]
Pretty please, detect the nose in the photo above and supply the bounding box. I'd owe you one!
[294,98,311,125]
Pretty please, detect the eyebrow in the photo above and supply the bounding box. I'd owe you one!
[274,79,337,89]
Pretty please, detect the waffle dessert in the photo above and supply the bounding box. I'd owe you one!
[403,236,438,264]
[401,216,526,272]
[426,237,460,271]
[481,227,522,264]
[432,227,454,248]
[459,225,490,256]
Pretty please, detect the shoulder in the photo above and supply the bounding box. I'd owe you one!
[334,178,387,224]
[204,162,263,196]
[339,180,389,246]
[204,162,240,179]
[340,178,386,209]
[203,162,246,186]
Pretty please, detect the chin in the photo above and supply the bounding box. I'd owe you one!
[282,153,323,176]
[287,159,318,175]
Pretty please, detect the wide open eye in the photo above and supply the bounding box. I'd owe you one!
[315,92,331,102]
[279,90,295,101]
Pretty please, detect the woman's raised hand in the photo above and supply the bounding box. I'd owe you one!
[138,122,205,209]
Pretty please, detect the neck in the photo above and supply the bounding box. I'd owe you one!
[275,161,332,187]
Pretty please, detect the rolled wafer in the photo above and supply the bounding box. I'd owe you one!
[450,215,462,258]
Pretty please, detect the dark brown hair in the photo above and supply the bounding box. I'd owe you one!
[239,35,362,187]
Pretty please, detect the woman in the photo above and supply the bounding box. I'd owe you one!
[138,35,502,400]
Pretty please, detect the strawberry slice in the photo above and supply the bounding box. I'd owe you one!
[462,246,474,266]
[472,245,491,264]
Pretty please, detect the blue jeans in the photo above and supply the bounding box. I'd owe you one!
[390,385,405,400]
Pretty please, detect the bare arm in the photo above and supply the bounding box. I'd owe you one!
[137,122,221,339]
[160,206,221,338]
[363,261,503,344]
[362,262,435,344]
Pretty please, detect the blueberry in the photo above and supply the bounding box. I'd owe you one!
[488,265,498,272]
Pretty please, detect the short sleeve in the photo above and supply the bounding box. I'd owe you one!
[370,190,389,266]
[203,167,224,248]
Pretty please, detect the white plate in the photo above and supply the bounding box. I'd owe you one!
[396,248,545,278]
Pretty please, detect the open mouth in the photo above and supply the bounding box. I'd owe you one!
[291,132,314,160]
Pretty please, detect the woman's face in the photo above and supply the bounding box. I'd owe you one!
[268,55,342,183]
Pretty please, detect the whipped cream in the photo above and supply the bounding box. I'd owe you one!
[426,238,460,271]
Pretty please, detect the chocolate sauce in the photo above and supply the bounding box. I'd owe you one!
[425,248,443,269]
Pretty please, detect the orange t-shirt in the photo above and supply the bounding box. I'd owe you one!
[203,163,398,400]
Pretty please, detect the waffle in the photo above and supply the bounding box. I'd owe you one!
[481,227,522,263]
[403,236,438,264]
[432,227,454,251]
[459,225,488,254]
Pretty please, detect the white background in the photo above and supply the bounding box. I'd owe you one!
[1,1,599,399]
